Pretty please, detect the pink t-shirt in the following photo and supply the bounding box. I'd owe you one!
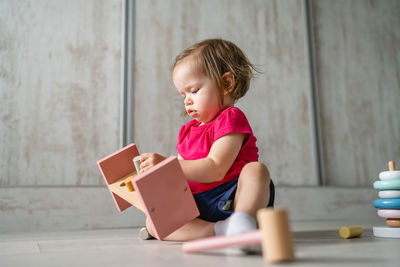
[176,107,259,194]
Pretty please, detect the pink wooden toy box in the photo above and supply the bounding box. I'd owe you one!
[97,144,199,240]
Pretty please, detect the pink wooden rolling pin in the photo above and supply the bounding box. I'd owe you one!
[183,208,295,263]
[183,230,261,251]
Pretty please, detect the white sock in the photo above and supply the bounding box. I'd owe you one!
[214,212,257,236]
[214,212,261,253]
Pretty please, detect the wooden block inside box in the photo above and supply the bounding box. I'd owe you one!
[97,144,199,240]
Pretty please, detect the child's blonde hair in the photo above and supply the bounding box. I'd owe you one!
[173,39,258,104]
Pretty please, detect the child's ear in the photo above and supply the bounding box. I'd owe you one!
[222,72,235,95]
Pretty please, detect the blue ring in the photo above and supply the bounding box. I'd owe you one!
[373,198,400,209]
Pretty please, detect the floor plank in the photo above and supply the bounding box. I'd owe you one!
[0,223,398,267]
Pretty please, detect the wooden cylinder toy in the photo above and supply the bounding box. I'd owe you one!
[120,176,135,192]
[257,208,294,263]
[125,180,134,192]
[339,225,363,239]
[389,161,395,171]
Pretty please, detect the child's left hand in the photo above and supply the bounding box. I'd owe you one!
[139,153,167,173]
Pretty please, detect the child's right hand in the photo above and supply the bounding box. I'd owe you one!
[139,153,166,173]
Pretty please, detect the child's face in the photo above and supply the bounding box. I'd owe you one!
[173,60,223,125]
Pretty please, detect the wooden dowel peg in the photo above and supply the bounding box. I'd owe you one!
[389,161,395,171]
[120,176,135,192]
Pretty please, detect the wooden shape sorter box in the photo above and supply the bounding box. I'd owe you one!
[97,144,199,240]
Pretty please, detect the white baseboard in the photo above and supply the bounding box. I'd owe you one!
[275,186,378,221]
[0,187,145,233]
[0,186,378,233]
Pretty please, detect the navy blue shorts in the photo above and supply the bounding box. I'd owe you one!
[193,178,275,222]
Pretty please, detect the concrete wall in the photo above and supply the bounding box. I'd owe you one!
[0,0,122,186]
[0,0,146,232]
[312,0,400,186]
[0,0,398,232]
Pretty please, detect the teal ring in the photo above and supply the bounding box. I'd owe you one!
[373,178,400,190]
[373,198,400,209]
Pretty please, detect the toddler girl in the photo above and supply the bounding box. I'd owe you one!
[140,39,274,242]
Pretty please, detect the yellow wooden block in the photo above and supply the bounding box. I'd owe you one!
[108,172,145,211]
[120,175,136,192]
[339,225,363,239]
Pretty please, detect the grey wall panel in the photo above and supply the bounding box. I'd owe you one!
[0,0,122,185]
[313,0,400,185]
[0,187,145,233]
[0,186,378,232]
[276,186,377,222]
[134,0,318,185]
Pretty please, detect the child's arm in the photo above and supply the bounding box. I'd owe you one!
[179,133,245,182]
[140,133,246,183]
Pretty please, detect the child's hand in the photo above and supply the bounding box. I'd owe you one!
[139,153,166,173]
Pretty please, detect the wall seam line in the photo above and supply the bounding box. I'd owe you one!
[305,0,325,186]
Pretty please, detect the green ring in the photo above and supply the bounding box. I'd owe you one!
[374,178,400,190]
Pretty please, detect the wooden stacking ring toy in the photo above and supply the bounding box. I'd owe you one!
[379,190,400,199]
[386,219,400,227]
[377,209,400,219]
[373,198,400,209]
[373,161,400,239]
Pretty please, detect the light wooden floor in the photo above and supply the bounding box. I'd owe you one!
[1,221,399,267]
